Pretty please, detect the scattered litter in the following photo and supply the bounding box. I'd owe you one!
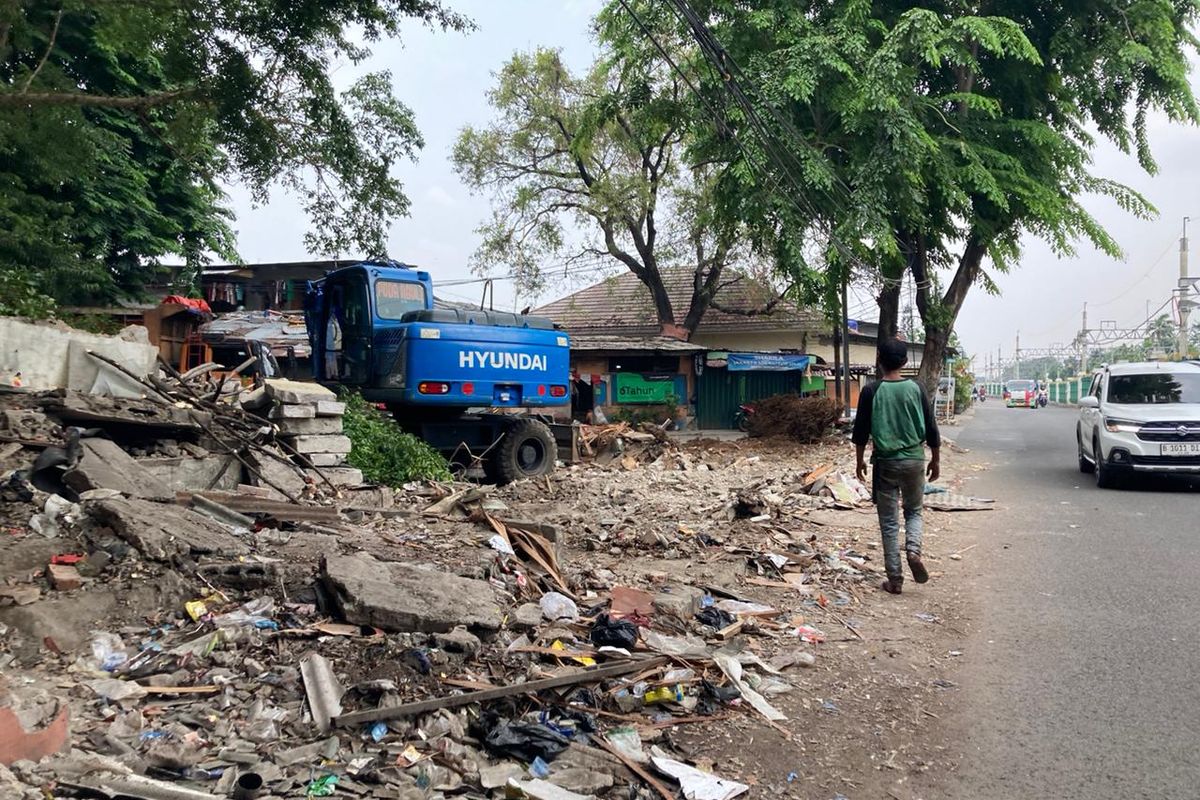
[651,755,749,800]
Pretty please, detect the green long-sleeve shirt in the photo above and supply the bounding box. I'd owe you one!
[851,379,940,460]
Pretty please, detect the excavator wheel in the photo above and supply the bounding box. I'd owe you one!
[486,418,557,484]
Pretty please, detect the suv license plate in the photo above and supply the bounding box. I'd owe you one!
[1161,443,1200,456]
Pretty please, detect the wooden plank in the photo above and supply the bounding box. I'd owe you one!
[141,685,221,695]
[334,657,666,727]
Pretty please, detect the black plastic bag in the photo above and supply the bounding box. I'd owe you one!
[589,615,638,649]
[477,717,571,762]
[695,607,736,629]
[697,678,741,716]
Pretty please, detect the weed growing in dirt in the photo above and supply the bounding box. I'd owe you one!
[340,392,452,484]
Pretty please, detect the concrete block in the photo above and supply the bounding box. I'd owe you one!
[63,439,173,500]
[47,564,82,591]
[315,400,346,417]
[312,467,363,487]
[283,435,352,454]
[264,379,336,405]
[652,584,706,621]
[270,403,316,419]
[321,553,502,633]
[275,416,343,436]
[305,453,346,467]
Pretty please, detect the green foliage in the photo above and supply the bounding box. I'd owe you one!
[340,392,452,485]
[0,1,469,303]
[611,395,679,426]
[58,313,124,336]
[453,44,789,334]
[603,1,1199,386]
[951,358,974,412]
[0,269,56,318]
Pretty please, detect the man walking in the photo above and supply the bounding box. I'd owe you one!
[852,338,940,594]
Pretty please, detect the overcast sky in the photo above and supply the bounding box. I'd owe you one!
[225,2,1200,371]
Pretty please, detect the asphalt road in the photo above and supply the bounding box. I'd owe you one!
[934,402,1200,799]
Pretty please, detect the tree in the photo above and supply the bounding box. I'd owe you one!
[615,0,1199,390]
[1143,314,1178,354]
[453,47,786,338]
[0,0,468,304]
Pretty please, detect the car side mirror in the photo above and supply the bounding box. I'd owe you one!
[1078,395,1099,409]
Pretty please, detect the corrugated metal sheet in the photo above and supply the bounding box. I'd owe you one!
[697,368,804,429]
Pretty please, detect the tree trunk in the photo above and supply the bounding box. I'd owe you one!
[876,280,900,349]
[916,327,952,395]
[915,236,988,393]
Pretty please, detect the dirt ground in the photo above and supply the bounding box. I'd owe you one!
[655,429,988,800]
[0,402,993,800]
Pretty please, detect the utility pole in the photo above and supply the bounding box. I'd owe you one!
[841,277,852,415]
[1179,216,1191,359]
[1015,331,1021,379]
[1080,303,1088,374]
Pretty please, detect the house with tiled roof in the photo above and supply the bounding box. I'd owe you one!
[533,267,896,363]
[535,268,913,428]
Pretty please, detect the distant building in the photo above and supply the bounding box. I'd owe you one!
[535,268,920,426]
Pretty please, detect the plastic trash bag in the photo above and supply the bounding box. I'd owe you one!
[474,715,571,763]
[694,608,735,629]
[589,615,638,649]
[539,592,578,622]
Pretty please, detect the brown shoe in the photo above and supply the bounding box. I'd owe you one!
[906,553,929,584]
[880,578,903,595]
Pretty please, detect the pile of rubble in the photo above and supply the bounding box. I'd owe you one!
[0,325,911,800]
[1,421,892,800]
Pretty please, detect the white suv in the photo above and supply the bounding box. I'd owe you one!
[1077,361,1200,487]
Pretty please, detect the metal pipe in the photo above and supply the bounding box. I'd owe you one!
[231,772,265,800]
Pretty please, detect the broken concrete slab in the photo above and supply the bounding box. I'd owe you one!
[86,496,250,561]
[264,379,336,405]
[433,626,482,656]
[246,450,309,498]
[321,553,502,634]
[137,455,240,493]
[0,591,118,654]
[652,584,706,621]
[44,391,208,433]
[511,602,543,630]
[0,586,39,606]
[63,439,173,501]
[282,434,352,455]
[275,416,343,436]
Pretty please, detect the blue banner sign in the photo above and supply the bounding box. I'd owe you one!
[726,352,812,372]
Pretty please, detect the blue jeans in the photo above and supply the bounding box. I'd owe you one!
[875,459,926,580]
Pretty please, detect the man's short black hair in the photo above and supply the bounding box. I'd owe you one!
[878,337,909,371]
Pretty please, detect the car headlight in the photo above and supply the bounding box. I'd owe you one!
[1103,418,1140,433]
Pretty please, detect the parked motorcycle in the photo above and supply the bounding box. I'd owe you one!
[733,402,756,432]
